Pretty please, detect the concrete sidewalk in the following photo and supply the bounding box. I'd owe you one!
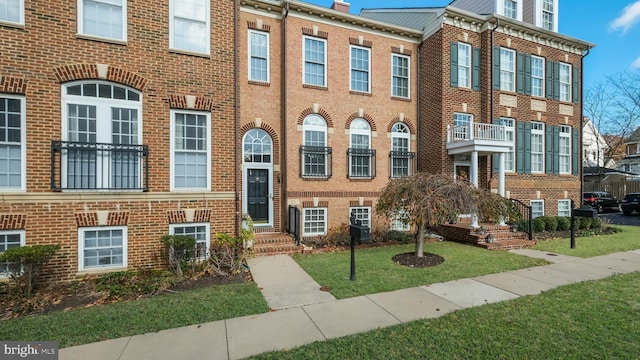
[59,249,640,360]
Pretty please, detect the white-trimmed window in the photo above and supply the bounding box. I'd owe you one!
[0,0,24,25]
[170,0,210,54]
[503,0,519,19]
[170,223,210,261]
[392,54,410,98]
[391,210,410,231]
[349,119,372,178]
[559,125,571,174]
[0,230,24,276]
[531,56,545,97]
[171,110,211,191]
[350,46,370,93]
[558,199,571,217]
[530,200,544,219]
[303,208,327,236]
[302,114,328,177]
[303,36,327,87]
[391,122,411,178]
[350,207,371,228]
[78,0,127,41]
[249,30,269,82]
[559,62,572,102]
[79,226,127,270]
[243,128,272,164]
[453,113,472,140]
[536,0,558,31]
[457,43,471,88]
[531,122,544,173]
[500,48,515,92]
[62,82,143,190]
[0,95,26,191]
[499,118,515,172]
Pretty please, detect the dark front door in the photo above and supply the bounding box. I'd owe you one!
[247,169,269,223]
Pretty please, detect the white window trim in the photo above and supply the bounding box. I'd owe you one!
[530,200,544,219]
[531,55,545,98]
[391,123,411,177]
[303,207,327,237]
[500,47,516,92]
[349,45,371,93]
[302,36,327,87]
[535,0,558,32]
[170,109,212,191]
[0,94,26,192]
[531,122,545,174]
[0,0,24,25]
[499,118,515,172]
[248,29,270,83]
[391,53,411,98]
[169,0,210,55]
[458,43,471,89]
[77,0,128,42]
[559,125,571,174]
[391,211,410,231]
[349,119,372,178]
[559,62,572,102]
[497,0,523,21]
[169,223,210,261]
[0,230,25,277]
[78,226,128,271]
[558,199,571,217]
[349,206,371,228]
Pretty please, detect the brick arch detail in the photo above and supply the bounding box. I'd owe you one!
[53,64,148,91]
[0,75,27,94]
[345,113,377,131]
[168,95,214,112]
[240,123,280,166]
[386,118,416,135]
[296,108,334,128]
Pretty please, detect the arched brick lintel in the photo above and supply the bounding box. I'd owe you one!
[240,122,281,166]
[53,64,148,91]
[345,112,377,131]
[296,108,335,128]
[386,117,416,135]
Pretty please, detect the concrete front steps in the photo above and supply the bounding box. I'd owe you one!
[439,223,536,250]
[253,232,301,256]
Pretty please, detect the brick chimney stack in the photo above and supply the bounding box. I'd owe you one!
[330,0,350,13]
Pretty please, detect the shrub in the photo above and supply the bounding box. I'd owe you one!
[579,217,592,230]
[532,217,546,233]
[0,244,60,296]
[556,216,571,231]
[591,217,603,229]
[160,235,197,277]
[316,223,351,248]
[95,269,175,300]
[373,230,413,244]
[543,216,558,232]
[209,233,247,276]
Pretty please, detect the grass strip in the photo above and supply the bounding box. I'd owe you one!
[533,224,640,257]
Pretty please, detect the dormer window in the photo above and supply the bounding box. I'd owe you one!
[503,0,517,19]
[536,0,558,32]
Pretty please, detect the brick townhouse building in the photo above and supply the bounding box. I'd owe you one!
[362,0,594,221]
[239,0,421,238]
[0,0,238,280]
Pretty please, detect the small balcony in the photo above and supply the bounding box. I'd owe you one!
[347,148,376,179]
[389,151,416,178]
[51,141,149,192]
[300,146,332,179]
[446,120,513,155]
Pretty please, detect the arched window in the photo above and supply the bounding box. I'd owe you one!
[348,118,374,178]
[301,114,330,178]
[390,123,413,178]
[243,129,272,163]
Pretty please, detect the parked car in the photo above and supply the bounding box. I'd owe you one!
[620,193,640,216]
[582,191,620,213]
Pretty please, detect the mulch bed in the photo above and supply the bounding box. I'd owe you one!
[392,252,445,268]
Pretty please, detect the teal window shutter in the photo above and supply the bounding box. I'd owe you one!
[546,125,554,174]
[472,47,481,91]
[572,66,580,104]
[553,62,561,101]
[572,127,579,175]
[517,122,525,173]
[553,126,560,174]
[546,60,554,100]
[516,52,525,94]
[492,119,500,172]
[524,122,532,174]
[493,47,501,90]
[450,42,458,87]
[524,54,532,96]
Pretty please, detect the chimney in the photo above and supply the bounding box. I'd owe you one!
[331,0,350,13]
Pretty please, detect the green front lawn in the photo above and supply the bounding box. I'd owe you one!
[292,242,548,299]
[251,272,640,359]
[532,224,640,257]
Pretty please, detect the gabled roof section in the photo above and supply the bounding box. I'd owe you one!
[626,127,640,144]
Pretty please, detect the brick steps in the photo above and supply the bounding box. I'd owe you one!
[439,223,536,250]
[252,233,302,256]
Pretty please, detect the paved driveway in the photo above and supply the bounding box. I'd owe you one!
[599,212,640,226]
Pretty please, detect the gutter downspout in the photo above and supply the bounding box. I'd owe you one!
[490,18,499,189]
[282,2,289,233]
[234,0,240,237]
[580,47,592,200]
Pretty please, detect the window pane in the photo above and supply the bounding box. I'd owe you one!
[83,0,124,40]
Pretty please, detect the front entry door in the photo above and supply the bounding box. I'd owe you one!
[247,169,269,223]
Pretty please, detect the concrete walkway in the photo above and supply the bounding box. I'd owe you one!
[59,249,640,360]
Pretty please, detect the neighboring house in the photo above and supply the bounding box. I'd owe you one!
[617,127,640,174]
[239,0,421,236]
[0,0,238,280]
[362,0,594,219]
[582,117,611,168]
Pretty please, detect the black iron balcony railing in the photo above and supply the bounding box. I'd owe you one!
[51,140,149,192]
[300,146,332,179]
[347,148,376,179]
[389,151,416,178]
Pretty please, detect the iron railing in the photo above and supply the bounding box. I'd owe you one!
[510,198,533,240]
[299,146,332,179]
[51,140,149,192]
[347,148,376,179]
[389,151,416,178]
[287,205,301,246]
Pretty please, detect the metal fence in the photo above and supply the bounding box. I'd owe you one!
[287,206,301,246]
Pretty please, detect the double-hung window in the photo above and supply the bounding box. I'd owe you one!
[558,199,571,217]
[531,56,545,97]
[559,63,572,102]
[170,223,210,261]
[249,30,269,82]
[303,208,327,236]
[349,207,371,228]
[348,119,373,178]
[171,110,211,191]
[457,43,471,88]
[79,0,126,41]
[559,125,571,174]
[79,226,127,270]
[0,95,25,191]
[0,0,23,25]
[301,114,329,178]
[503,0,518,19]
[500,48,515,92]
[392,54,410,98]
[530,200,544,219]
[303,36,327,87]
[0,230,24,276]
[350,46,370,93]
[531,122,544,173]
[390,123,412,178]
[170,0,210,54]
[541,0,556,31]
[500,118,515,172]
